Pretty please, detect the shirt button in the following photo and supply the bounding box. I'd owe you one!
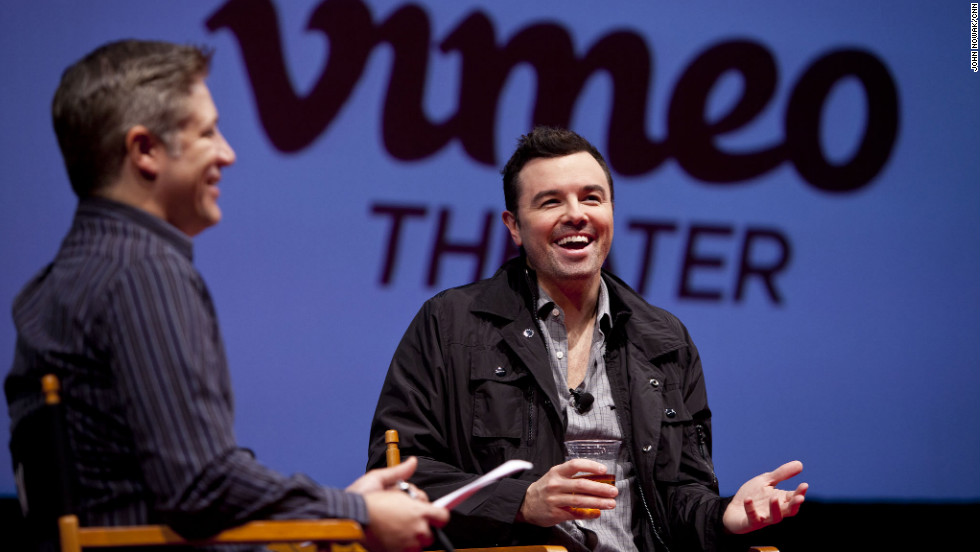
[551,308,560,318]
[664,408,677,418]
[556,351,564,359]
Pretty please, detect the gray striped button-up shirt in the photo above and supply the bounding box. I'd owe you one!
[534,279,639,552]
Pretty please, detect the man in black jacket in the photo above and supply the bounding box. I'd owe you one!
[368,127,806,551]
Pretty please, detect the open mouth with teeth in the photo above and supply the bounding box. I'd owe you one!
[556,235,592,250]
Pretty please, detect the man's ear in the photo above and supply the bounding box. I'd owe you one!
[502,210,522,247]
[125,125,163,180]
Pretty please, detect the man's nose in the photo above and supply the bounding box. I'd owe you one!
[561,199,587,224]
[217,129,237,166]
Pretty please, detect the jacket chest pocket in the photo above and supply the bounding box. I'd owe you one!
[469,356,532,443]
[654,386,697,482]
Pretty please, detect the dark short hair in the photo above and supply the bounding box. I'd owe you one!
[51,39,213,197]
[500,126,614,218]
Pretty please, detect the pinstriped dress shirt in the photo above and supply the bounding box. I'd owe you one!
[5,197,367,550]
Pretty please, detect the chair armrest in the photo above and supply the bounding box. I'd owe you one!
[60,514,363,550]
[443,547,568,552]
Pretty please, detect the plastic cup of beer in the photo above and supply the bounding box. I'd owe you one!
[565,439,620,516]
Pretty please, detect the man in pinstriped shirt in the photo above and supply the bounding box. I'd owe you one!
[5,39,446,552]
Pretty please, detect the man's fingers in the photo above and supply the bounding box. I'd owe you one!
[426,502,450,527]
[785,484,807,517]
[376,455,418,488]
[767,460,803,484]
[565,492,617,510]
[558,458,608,476]
[742,498,761,526]
[794,482,809,497]
[768,495,784,525]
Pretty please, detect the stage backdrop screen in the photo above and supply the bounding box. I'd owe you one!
[1,0,978,503]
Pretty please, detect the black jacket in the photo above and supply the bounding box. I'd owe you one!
[368,257,732,551]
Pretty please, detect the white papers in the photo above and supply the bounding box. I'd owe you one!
[433,459,533,510]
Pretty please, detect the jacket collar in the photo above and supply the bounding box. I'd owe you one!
[472,256,686,361]
[470,256,535,322]
[602,269,687,360]
[470,257,560,410]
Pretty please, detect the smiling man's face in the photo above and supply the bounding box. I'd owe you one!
[153,79,236,237]
[503,151,614,296]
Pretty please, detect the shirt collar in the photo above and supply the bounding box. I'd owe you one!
[77,196,194,261]
[535,276,612,329]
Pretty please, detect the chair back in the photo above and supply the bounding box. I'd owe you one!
[384,429,401,468]
[9,374,76,548]
[11,374,367,551]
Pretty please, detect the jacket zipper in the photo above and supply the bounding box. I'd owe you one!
[635,472,671,552]
[613,391,670,552]
[525,386,536,446]
[696,424,718,486]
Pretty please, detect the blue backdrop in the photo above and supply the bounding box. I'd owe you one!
[1,0,978,503]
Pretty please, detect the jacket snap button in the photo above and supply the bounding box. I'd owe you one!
[649,378,660,388]
[523,328,534,338]
[642,445,653,452]
[494,367,506,376]
[665,408,676,418]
